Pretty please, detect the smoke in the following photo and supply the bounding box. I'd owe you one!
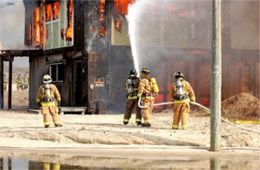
[0,0,25,50]
[127,0,260,104]
[127,0,212,78]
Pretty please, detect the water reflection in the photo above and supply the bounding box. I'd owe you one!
[0,153,259,170]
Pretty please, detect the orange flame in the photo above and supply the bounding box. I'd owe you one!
[115,17,121,32]
[99,0,106,37]
[45,4,52,22]
[53,2,60,20]
[40,24,44,46]
[40,6,45,46]
[28,24,32,41]
[114,0,134,14]
[66,0,73,41]
[99,25,105,37]
[34,7,40,45]
[100,0,105,13]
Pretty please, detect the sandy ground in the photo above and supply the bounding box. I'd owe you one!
[0,109,259,148]
[0,110,259,168]
[3,86,29,110]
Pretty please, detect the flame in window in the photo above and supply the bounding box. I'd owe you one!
[45,4,52,22]
[40,6,45,46]
[34,7,40,45]
[100,0,105,13]
[115,17,121,32]
[53,2,60,20]
[28,24,32,41]
[99,0,105,37]
[114,0,134,14]
[66,0,73,41]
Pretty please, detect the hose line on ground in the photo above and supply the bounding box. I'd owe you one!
[137,98,260,134]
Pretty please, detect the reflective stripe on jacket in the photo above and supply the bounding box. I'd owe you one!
[36,84,61,106]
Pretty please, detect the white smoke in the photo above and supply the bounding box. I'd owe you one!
[0,0,25,50]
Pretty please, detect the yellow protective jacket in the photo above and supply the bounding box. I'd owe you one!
[138,78,153,98]
[36,84,61,107]
[170,79,195,104]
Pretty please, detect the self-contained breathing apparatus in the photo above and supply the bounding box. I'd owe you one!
[126,78,138,98]
[42,83,55,102]
[42,75,55,103]
[174,79,189,100]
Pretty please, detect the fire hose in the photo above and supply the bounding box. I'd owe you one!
[138,98,260,134]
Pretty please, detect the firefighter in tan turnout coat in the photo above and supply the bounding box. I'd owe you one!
[137,68,159,127]
[170,72,195,130]
[36,74,62,128]
[123,69,142,125]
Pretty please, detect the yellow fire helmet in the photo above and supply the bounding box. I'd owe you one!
[42,74,52,84]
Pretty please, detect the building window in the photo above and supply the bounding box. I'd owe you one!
[33,0,74,49]
[49,63,64,82]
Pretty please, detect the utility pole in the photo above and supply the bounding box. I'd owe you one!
[210,0,222,151]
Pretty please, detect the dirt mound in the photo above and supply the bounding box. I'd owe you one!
[222,93,260,121]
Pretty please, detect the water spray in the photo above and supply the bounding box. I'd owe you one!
[127,0,147,73]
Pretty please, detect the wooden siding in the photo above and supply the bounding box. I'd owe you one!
[29,56,48,108]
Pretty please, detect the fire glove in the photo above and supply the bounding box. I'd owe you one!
[190,97,196,102]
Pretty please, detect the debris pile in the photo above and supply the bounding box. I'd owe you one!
[222,93,260,121]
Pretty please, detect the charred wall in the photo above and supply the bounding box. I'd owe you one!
[109,46,133,112]
[29,55,48,109]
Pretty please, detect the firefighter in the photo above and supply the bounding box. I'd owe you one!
[43,163,60,170]
[16,73,23,91]
[23,72,29,89]
[3,73,8,91]
[170,72,195,130]
[36,74,62,128]
[123,68,142,125]
[137,68,159,127]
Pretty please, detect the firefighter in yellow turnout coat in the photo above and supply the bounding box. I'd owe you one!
[123,69,142,125]
[137,68,159,127]
[36,75,62,128]
[170,72,195,129]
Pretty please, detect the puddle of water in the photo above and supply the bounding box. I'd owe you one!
[0,153,259,170]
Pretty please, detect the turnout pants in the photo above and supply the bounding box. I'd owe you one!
[124,99,142,123]
[142,97,154,124]
[173,103,190,129]
[41,106,61,126]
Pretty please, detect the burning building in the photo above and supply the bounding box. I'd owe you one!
[21,0,136,113]
[0,0,259,113]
